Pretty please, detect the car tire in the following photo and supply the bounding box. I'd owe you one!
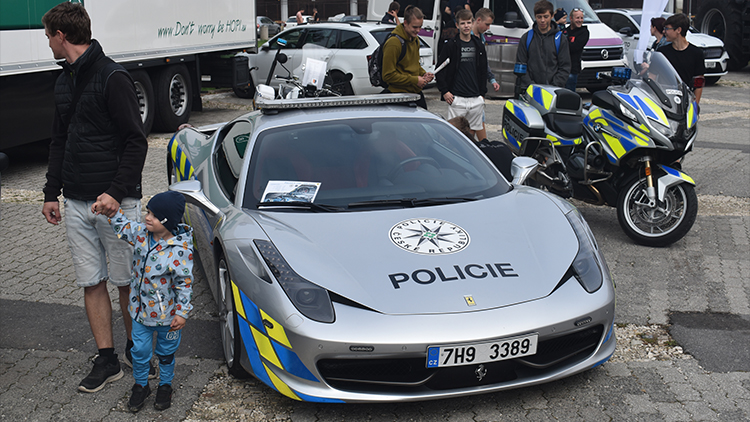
[218,254,251,379]
[154,64,192,132]
[233,74,256,99]
[695,0,750,71]
[130,70,155,135]
[705,76,721,86]
[329,70,354,96]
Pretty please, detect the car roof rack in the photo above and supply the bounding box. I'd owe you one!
[256,93,421,113]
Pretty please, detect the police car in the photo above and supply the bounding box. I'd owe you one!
[167,94,616,402]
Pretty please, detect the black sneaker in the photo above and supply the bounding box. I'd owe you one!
[154,384,173,411]
[128,383,151,413]
[124,344,158,379]
[78,355,124,393]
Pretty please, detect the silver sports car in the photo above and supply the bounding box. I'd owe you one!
[167,94,616,403]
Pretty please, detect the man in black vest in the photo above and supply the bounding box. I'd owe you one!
[41,2,148,394]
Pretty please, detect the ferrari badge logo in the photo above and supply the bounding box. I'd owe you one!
[389,218,470,255]
[475,364,487,381]
[464,295,476,306]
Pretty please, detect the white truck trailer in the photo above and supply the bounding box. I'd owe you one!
[0,0,256,150]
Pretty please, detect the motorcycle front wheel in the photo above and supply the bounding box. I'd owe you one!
[617,177,698,247]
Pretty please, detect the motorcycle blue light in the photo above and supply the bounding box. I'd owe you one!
[612,67,631,80]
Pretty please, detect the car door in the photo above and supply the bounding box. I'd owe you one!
[252,28,307,86]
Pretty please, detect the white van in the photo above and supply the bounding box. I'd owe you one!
[367,0,626,96]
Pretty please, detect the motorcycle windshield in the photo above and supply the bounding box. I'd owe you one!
[294,44,335,88]
[631,52,693,115]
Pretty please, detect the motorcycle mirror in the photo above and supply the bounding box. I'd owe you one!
[277,53,288,64]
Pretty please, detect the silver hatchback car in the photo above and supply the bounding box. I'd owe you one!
[168,94,616,403]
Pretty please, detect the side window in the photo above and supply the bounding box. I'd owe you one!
[339,30,367,49]
[608,14,638,34]
[271,28,305,49]
[303,28,337,48]
[215,120,253,201]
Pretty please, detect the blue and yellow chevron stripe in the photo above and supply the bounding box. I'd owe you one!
[232,280,343,403]
[168,134,195,182]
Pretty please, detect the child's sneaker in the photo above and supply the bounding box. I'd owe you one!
[154,384,173,411]
[124,343,158,379]
[128,383,151,413]
[78,355,123,393]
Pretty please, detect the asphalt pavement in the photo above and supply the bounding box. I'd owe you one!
[1,68,748,421]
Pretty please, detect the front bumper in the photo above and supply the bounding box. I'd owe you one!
[232,272,616,403]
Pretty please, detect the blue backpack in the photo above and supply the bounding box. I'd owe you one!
[525,30,562,54]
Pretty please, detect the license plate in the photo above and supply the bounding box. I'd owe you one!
[426,333,538,368]
[705,61,716,68]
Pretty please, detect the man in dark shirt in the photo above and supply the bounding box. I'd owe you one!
[437,9,488,139]
[381,1,400,24]
[657,13,705,103]
[562,8,589,91]
[41,2,148,394]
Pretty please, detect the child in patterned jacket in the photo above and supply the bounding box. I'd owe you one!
[107,190,194,412]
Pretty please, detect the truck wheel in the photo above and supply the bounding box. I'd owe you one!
[696,0,749,71]
[130,70,155,134]
[154,65,192,132]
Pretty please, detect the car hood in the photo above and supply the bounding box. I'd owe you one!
[252,189,579,315]
[686,31,723,48]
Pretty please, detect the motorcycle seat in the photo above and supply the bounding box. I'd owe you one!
[544,113,583,139]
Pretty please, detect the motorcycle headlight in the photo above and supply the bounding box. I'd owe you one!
[619,103,637,121]
[254,239,335,323]
[565,209,607,293]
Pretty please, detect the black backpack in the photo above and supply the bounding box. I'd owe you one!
[368,33,406,88]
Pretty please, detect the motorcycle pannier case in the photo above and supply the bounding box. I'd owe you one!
[502,99,545,153]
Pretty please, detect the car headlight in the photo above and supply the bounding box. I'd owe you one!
[254,239,335,323]
[565,209,606,293]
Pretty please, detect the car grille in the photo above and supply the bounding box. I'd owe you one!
[317,325,604,393]
[582,47,623,61]
[702,47,724,59]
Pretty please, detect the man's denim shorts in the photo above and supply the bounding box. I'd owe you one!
[64,197,141,288]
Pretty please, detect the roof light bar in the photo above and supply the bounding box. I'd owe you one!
[255,93,421,110]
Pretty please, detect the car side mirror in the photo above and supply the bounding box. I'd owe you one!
[510,156,539,185]
[169,180,225,219]
[503,12,527,29]
[619,27,634,37]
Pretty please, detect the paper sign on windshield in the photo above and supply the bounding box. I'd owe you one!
[261,180,321,203]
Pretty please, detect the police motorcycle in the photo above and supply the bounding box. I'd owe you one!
[255,39,353,101]
[502,52,699,247]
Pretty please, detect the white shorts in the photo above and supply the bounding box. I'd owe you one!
[447,96,485,131]
[64,197,142,288]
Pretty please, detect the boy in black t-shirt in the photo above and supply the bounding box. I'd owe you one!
[658,13,705,103]
[436,9,488,140]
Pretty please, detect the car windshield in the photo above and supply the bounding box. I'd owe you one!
[244,117,509,210]
[521,0,600,24]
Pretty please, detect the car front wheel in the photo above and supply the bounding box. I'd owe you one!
[218,255,250,378]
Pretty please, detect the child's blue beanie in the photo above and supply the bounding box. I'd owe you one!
[147,191,185,232]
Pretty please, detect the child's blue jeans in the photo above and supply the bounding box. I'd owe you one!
[131,319,182,386]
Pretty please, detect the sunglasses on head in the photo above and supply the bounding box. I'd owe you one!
[571,8,584,12]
